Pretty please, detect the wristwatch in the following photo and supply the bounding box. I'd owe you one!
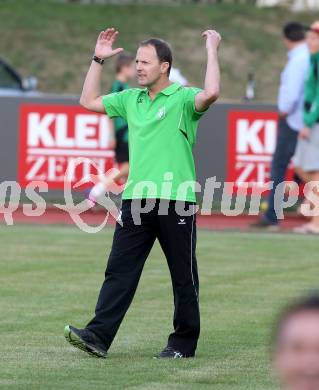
[92,55,105,65]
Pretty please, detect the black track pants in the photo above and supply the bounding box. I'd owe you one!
[86,199,200,356]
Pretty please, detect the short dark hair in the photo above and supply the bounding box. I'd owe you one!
[115,51,134,73]
[283,22,306,42]
[139,38,173,76]
[273,293,319,347]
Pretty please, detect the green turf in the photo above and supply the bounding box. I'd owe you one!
[1,224,319,389]
[1,0,319,101]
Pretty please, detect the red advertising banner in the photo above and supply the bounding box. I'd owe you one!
[227,111,295,193]
[18,104,115,189]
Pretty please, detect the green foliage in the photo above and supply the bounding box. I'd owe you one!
[0,1,318,100]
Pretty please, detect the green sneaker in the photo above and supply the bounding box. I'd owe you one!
[64,325,107,358]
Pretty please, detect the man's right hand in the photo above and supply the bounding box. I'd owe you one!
[202,29,221,52]
[94,28,124,59]
[278,112,287,120]
[299,126,310,140]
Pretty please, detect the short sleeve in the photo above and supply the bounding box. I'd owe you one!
[102,90,130,120]
[183,87,209,120]
[179,87,207,147]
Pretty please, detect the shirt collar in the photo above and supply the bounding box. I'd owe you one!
[288,42,308,59]
[139,82,181,97]
[160,82,181,95]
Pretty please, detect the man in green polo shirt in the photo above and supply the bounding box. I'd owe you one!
[64,27,221,359]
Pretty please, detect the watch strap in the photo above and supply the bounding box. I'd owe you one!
[92,55,105,65]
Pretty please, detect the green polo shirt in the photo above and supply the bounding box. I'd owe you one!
[102,82,207,202]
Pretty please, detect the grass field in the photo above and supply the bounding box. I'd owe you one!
[1,0,319,101]
[1,224,319,389]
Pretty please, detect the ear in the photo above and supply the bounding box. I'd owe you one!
[160,62,170,75]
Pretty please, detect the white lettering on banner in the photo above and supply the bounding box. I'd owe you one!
[264,120,277,154]
[236,119,277,154]
[236,119,277,187]
[27,113,56,147]
[99,116,109,148]
[235,163,271,187]
[75,115,98,148]
[25,155,110,182]
[26,113,112,148]
[26,156,47,181]
[257,163,268,186]
[19,105,115,189]
[227,112,280,192]
[48,157,65,181]
[56,114,74,147]
[235,162,255,185]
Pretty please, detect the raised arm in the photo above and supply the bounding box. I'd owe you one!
[79,28,124,113]
[195,29,221,112]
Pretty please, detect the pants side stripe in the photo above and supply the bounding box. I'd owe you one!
[190,204,198,302]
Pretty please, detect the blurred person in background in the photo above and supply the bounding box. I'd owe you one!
[87,51,135,207]
[252,22,310,230]
[293,22,319,234]
[272,294,319,390]
[169,66,190,86]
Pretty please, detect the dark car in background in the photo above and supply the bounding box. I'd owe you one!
[0,57,39,96]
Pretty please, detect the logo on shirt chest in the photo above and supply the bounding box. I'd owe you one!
[156,106,166,120]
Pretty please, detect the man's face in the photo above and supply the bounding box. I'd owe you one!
[274,311,319,390]
[306,31,319,54]
[135,45,169,87]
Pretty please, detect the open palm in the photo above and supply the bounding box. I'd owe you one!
[94,28,123,59]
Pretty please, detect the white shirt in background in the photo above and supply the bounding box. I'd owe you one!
[169,67,189,86]
[278,43,310,132]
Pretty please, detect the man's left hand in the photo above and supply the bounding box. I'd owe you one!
[202,29,221,52]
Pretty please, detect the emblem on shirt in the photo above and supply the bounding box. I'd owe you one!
[156,106,166,120]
